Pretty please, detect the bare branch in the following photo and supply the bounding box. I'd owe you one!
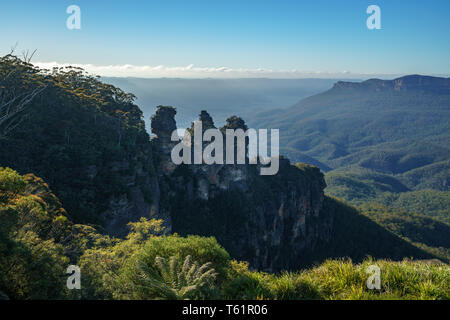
[10,42,18,55]
[21,49,37,63]
[0,50,46,133]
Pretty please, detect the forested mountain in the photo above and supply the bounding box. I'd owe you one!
[0,55,152,226]
[324,167,449,223]
[251,75,450,176]
[251,75,450,229]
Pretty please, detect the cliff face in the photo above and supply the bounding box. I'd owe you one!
[99,148,161,236]
[149,106,332,271]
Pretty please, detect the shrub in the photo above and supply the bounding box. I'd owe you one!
[133,235,230,279]
[0,167,27,203]
[113,235,230,299]
[128,255,217,300]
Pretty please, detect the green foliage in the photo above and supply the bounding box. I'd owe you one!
[0,168,71,299]
[224,258,449,300]
[126,217,165,241]
[77,218,164,299]
[0,167,27,203]
[296,197,438,267]
[398,160,449,191]
[0,168,103,299]
[2,230,69,300]
[79,230,229,300]
[325,167,450,254]
[325,166,449,222]
[132,235,230,280]
[376,189,450,224]
[222,261,272,299]
[325,166,409,202]
[299,258,449,300]
[358,203,450,262]
[123,255,217,300]
[223,260,319,300]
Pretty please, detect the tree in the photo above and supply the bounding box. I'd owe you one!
[0,167,27,203]
[0,53,47,133]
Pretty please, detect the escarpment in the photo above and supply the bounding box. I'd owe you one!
[150,106,333,271]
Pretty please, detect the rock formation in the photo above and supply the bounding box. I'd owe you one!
[149,106,333,271]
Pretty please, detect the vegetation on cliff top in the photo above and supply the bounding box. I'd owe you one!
[0,54,151,225]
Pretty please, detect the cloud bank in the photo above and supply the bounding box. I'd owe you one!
[34,61,405,79]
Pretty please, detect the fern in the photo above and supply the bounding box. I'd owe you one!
[134,255,217,299]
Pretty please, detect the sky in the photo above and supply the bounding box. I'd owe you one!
[1,0,449,78]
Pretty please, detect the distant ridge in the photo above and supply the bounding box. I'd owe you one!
[251,74,450,189]
[332,75,450,94]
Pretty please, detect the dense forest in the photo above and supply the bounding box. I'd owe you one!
[0,54,448,300]
[0,53,151,225]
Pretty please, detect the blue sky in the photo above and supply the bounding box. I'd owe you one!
[1,0,449,78]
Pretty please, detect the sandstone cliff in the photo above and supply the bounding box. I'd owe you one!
[148,106,333,271]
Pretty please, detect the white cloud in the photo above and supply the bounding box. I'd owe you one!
[34,61,403,79]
